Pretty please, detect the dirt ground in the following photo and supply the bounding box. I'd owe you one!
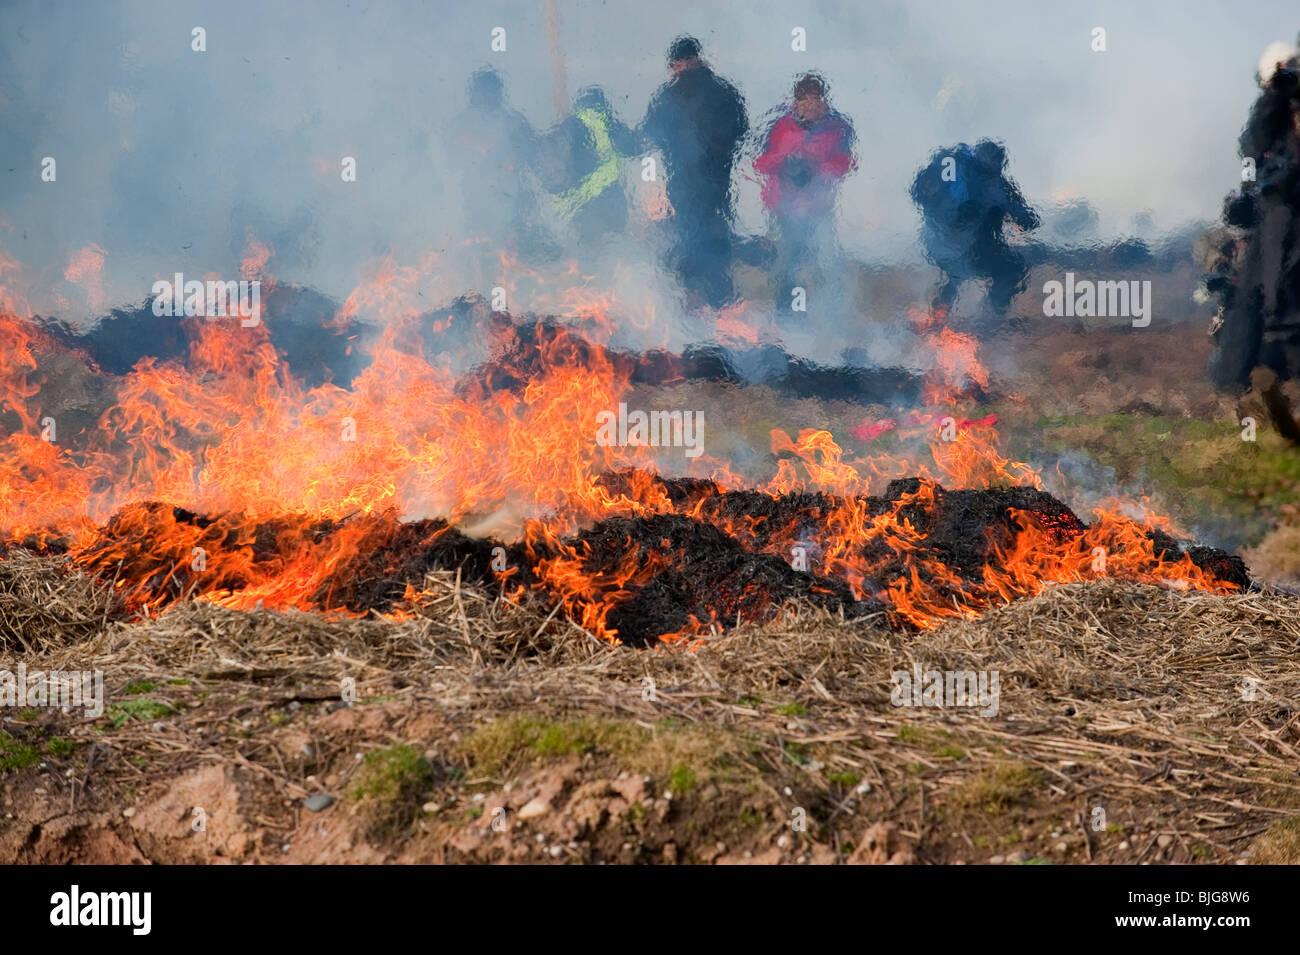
[3,566,1299,866]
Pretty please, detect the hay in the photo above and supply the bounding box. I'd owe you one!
[9,565,1300,861]
[0,550,124,655]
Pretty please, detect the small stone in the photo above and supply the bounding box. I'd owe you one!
[1006,849,1028,863]
[288,701,302,711]
[302,794,335,812]
[989,854,1005,865]
[1054,841,1068,853]
[777,835,790,848]
[122,807,136,819]
[327,701,350,713]
[518,797,550,820]
[1157,834,1174,849]
[422,801,440,814]
[549,845,564,858]
[1118,840,1130,850]
[281,843,291,854]
[855,782,872,795]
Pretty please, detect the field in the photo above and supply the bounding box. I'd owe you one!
[4,320,1300,865]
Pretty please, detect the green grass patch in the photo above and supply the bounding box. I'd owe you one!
[349,744,431,836]
[950,764,1042,815]
[460,715,739,789]
[1028,412,1300,543]
[107,699,176,728]
[668,763,698,794]
[0,732,40,771]
[773,702,809,717]
[44,738,76,757]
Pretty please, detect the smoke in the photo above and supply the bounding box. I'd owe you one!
[2,0,1294,330]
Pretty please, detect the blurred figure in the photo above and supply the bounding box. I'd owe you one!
[450,67,556,260]
[910,139,1039,318]
[754,73,856,305]
[1210,49,1300,391]
[542,86,640,245]
[642,35,749,307]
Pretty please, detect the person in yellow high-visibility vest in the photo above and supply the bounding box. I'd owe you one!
[544,87,640,245]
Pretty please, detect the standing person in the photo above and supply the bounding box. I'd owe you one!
[641,35,749,308]
[754,73,856,306]
[450,67,556,261]
[1211,55,1300,390]
[910,139,1039,319]
[543,86,640,246]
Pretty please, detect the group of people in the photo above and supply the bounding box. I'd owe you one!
[452,35,858,309]
[452,33,1044,318]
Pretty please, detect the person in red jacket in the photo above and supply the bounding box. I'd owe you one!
[754,74,857,307]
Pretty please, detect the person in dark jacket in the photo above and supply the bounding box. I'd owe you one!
[754,73,857,304]
[910,139,1039,316]
[641,35,749,307]
[542,86,640,245]
[1211,57,1300,391]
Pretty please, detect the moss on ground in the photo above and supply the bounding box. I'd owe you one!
[459,715,739,790]
[949,763,1042,816]
[0,732,40,771]
[349,743,432,837]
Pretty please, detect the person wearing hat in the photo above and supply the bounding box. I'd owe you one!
[754,72,857,306]
[641,35,749,307]
[544,86,640,245]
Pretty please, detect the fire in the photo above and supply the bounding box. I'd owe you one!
[0,272,1242,645]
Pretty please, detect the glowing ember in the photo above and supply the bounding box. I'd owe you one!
[0,287,1246,646]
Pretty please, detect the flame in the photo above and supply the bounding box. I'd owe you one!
[0,278,1240,644]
